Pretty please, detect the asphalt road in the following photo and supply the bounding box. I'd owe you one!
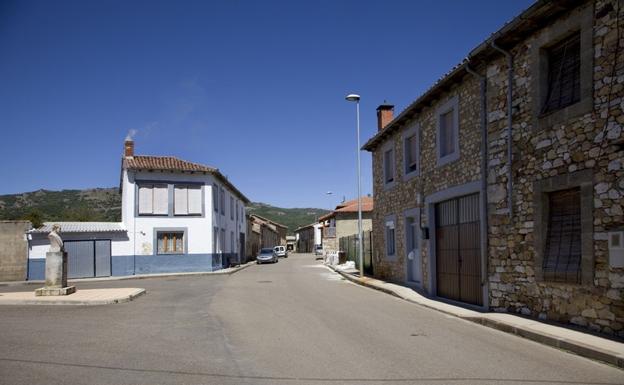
[0,254,622,385]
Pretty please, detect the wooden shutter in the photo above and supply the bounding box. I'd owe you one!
[543,188,582,283]
[440,110,454,157]
[138,185,153,214]
[384,149,394,183]
[188,185,202,214]
[542,32,581,113]
[153,184,168,214]
[174,186,188,215]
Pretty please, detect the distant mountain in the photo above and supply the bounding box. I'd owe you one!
[0,188,327,234]
[247,202,329,234]
[0,188,122,224]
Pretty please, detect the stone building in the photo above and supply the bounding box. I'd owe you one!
[247,214,285,251]
[295,224,316,253]
[0,220,31,281]
[318,197,374,253]
[363,0,624,336]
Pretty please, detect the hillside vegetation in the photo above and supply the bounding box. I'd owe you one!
[0,188,327,233]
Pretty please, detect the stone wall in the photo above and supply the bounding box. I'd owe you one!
[371,77,483,287]
[0,221,31,281]
[485,0,624,337]
[369,0,624,336]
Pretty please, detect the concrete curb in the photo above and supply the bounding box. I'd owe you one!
[0,288,146,306]
[0,261,255,287]
[328,265,624,369]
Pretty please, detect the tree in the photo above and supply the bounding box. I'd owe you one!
[23,209,44,229]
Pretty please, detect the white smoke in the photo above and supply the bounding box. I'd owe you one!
[125,129,138,141]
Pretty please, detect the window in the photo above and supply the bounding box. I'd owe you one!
[230,196,234,220]
[213,184,219,213]
[220,188,225,215]
[220,229,225,252]
[383,148,394,185]
[213,227,218,253]
[541,32,581,114]
[236,202,239,221]
[385,217,396,257]
[231,231,235,252]
[174,185,202,215]
[157,231,184,254]
[439,111,454,157]
[543,188,582,284]
[405,135,418,173]
[138,184,168,215]
[403,123,419,179]
[436,96,459,166]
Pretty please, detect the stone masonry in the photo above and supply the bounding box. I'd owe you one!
[364,0,624,337]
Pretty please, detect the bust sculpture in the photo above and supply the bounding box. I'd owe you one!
[48,224,64,253]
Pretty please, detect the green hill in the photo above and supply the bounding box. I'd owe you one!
[0,188,327,233]
[247,202,328,234]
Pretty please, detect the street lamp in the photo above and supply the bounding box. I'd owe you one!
[345,93,364,278]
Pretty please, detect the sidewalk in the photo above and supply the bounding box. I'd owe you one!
[328,264,624,369]
[0,288,146,306]
[0,260,255,287]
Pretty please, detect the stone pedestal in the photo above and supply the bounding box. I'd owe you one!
[35,251,76,296]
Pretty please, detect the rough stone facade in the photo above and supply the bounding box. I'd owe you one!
[371,78,482,287]
[366,0,624,337]
[0,221,31,281]
[485,0,624,336]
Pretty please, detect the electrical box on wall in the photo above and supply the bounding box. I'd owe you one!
[608,231,624,268]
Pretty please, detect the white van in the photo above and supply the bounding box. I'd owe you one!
[274,245,288,258]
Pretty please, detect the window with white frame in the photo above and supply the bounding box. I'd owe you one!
[403,123,419,178]
[138,184,168,215]
[213,184,219,213]
[436,96,459,166]
[174,185,202,215]
[385,216,396,257]
[157,231,184,254]
[383,148,395,185]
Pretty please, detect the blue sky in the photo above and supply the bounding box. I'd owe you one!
[0,0,533,209]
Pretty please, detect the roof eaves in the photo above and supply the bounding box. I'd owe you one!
[361,0,579,152]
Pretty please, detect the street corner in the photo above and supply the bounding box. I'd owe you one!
[0,287,146,306]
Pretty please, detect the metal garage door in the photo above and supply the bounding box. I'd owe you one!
[65,240,111,278]
[435,193,482,306]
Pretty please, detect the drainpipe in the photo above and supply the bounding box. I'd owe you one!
[491,41,514,220]
[465,64,488,293]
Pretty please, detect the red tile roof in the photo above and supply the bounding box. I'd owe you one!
[122,155,249,203]
[318,196,373,221]
[123,156,217,173]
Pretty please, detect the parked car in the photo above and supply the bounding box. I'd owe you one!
[314,245,323,258]
[256,248,278,264]
[274,245,288,258]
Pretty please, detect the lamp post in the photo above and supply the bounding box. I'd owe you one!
[345,93,364,278]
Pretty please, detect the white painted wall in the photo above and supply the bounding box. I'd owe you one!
[122,169,246,256]
[314,223,322,246]
[27,168,247,260]
[28,232,129,259]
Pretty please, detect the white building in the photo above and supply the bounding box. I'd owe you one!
[27,139,249,279]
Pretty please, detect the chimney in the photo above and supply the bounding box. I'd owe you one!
[124,139,134,158]
[376,102,394,131]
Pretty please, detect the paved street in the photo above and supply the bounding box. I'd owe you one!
[0,254,622,385]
